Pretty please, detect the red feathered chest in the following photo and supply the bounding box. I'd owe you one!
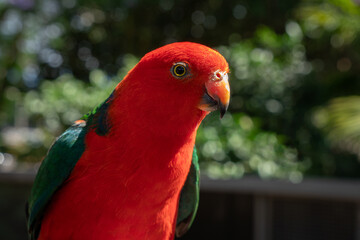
[38,125,197,240]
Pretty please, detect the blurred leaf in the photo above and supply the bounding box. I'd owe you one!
[314,96,360,158]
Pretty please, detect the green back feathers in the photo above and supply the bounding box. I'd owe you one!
[176,146,200,237]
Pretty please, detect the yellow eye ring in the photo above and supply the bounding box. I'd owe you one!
[171,63,188,78]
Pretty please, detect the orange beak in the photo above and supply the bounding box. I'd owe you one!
[198,70,230,118]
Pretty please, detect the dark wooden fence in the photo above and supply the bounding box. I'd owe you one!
[1,172,360,240]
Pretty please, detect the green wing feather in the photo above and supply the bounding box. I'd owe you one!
[26,122,87,240]
[26,93,114,240]
[176,146,200,237]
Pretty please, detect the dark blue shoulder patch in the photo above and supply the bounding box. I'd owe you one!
[82,91,115,136]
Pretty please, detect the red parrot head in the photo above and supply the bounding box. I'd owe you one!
[114,42,230,135]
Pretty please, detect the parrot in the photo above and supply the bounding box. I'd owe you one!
[26,42,230,240]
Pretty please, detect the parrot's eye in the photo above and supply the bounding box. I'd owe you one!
[171,63,188,78]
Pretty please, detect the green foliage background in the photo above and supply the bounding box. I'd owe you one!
[1,0,360,180]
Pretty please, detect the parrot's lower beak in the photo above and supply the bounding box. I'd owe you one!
[198,70,230,118]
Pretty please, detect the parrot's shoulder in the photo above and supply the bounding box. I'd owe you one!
[176,145,200,237]
[81,90,115,136]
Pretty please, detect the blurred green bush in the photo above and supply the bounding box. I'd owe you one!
[1,0,360,179]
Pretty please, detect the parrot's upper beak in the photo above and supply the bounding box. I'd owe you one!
[198,70,230,118]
